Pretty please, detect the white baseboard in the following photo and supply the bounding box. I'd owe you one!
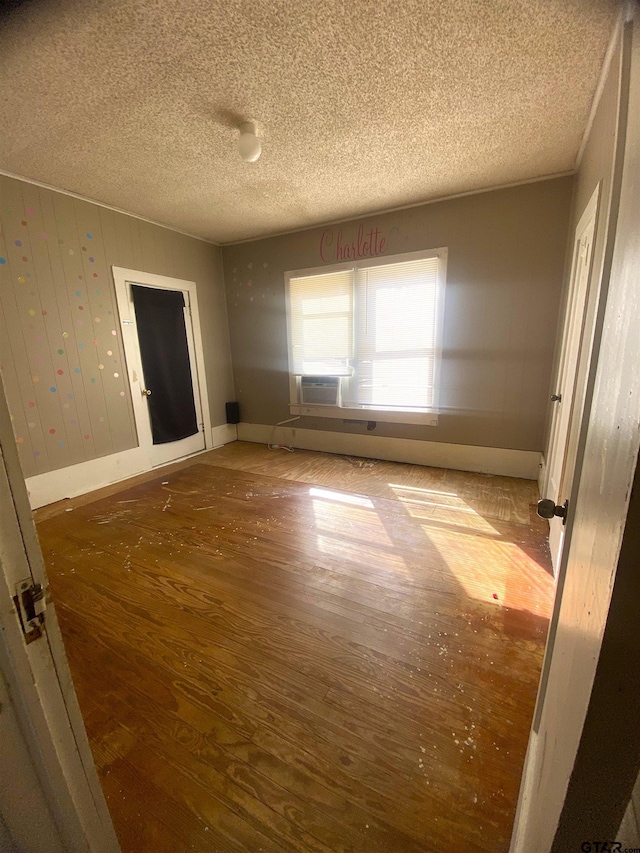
[237,422,542,479]
[212,423,237,447]
[25,447,148,510]
[26,422,238,509]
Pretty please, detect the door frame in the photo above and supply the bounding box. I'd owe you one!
[543,184,600,572]
[0,371,120,851]
[112,267,212,469]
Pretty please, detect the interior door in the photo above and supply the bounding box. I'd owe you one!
[543,185,599,572]
[129,284,205,467]
[116,277,206,468]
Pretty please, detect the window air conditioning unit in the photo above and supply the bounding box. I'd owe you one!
[300,376,341,406]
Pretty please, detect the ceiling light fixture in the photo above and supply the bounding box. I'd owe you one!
[238,121,261,163]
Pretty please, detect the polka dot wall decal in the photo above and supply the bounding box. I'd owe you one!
[84,434,90,440]
[58,441,64,447]
[96,290,101,295]
[57,348,64,355]
[86,233,93,239]
[89,257,94,263]
[62,331,69,338]
[98,364,104,370]
[111,330,116,336]
[32,376,39,383]
[15,240,22,247]
[67,393,73,399]
[21,220,27,226]
[33,450,40,458]
[93,339,98,346]
[50,386,57,393]
[16,437,24,444]
[90,378,96,383]
[107,350,112,356]
[94,317,100,323]
[28,401,35,407]
[57,369,64,375]
[74,368,81,374]
[42,310,47,316]
[75,290,81,297]
[114,372,119,378]
[40,232,48,240]
[0,258,5,264]
[5,210,12,216]
[119,391,125,397]
[26,208,33,216]
[78,304,84,310]
[28,309,35,316]
[78,343,85,349]
[22,256,28,262]
[93,273,98,278]
[49,428,56,435]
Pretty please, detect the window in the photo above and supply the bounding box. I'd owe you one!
[286,249,446,425]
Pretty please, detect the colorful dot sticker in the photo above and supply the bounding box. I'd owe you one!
[50,386,57,393]
[84,434,90,440]
[57,369,64,375]
[18,276,26,284]
[98,364,104,370]
[113,372,119,378]
[49,428,56,435]
[74,368,81,374]
[89,257,95,263]
[107,350,112,356]
[28,309,35,316]
[86,233,93,239]
[28,401,35,407]
[0,258,6,264]
[15,240,22,247]
[32,376,39,383]
[16,437,24,444]
[119,391,125,397]
[57,349,64,355]
[62,331,69,338]
[111,329,116,336]
[94,316,101,323]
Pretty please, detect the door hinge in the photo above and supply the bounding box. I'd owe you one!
[14,579,46,643]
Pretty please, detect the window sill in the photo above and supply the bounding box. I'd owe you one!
[289,404,438,426]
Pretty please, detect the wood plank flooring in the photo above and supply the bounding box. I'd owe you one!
[36,442,554,853]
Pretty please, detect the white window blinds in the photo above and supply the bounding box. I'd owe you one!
[289,269,354,376]
[347,256,440,409]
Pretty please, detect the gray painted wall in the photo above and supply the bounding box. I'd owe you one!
[0,175,234,478]
[222,178,573,453]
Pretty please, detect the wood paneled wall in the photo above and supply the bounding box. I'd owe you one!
[0,175,234,478]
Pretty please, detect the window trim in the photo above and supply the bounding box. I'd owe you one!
[285,247,447,426]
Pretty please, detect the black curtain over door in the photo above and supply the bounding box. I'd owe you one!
[131,285,198,445]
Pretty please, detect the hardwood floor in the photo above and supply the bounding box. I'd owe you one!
[36,442,554,853]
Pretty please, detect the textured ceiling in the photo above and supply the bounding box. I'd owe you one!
[0,0,619,243]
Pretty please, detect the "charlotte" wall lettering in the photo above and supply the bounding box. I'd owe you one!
[319,225,387,263]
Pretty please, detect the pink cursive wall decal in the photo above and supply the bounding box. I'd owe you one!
[320,225,387,263]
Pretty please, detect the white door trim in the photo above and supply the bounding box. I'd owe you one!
[112,267,212,469]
